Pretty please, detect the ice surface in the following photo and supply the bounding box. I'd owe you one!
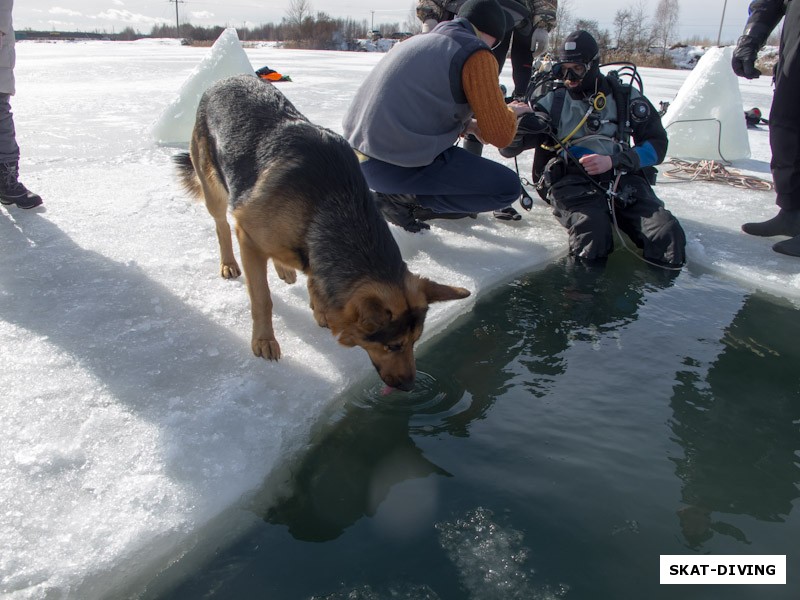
[151,28,256,145]
[662,46,751,161]
[0,35,797,600]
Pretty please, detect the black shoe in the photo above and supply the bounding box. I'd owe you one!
[773,234,800,257]
[742,209,800,237]
[0,162,43,209]
[493,206,522,221]
[374,192,430,233]
[0,185,43,209]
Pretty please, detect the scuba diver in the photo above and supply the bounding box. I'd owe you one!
[501,30,686,268]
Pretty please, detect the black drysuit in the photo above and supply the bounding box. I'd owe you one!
[502,75,686,266]
[738,0,800,210]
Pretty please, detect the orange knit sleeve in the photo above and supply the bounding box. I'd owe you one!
[462,50,517,148]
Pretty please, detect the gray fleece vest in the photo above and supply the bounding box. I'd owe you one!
[343,19,487,167]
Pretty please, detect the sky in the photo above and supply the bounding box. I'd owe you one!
[15,0,756,43]
[2,26,798,599]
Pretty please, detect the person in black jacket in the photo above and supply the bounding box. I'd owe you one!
[733,0,800,257]
[501,30,686,267]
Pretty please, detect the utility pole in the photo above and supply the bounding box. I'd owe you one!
[168,0,184,37]
[716,0,728,46]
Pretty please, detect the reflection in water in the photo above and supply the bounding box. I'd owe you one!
[671,293,800,548]
[421,255,680,406]
[264,378,456,542]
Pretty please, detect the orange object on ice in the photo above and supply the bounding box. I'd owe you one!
[256,66,292,82]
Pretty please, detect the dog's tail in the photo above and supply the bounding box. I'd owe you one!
[173,152,202,198]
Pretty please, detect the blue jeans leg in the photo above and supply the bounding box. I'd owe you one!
[360,146,521,214]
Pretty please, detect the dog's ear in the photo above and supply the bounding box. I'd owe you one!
[357,296,392,334]
[337,295,391,347]
[419,277,471,304]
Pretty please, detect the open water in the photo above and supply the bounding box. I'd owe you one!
[152,252,800,600]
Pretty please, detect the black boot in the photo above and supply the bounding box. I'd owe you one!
[373,192,430,233]
[772,234,800,257]
[741,208,800,237]
[0,162,43,209]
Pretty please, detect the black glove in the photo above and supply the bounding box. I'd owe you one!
[499,112,549,158]
[731,35,762,79]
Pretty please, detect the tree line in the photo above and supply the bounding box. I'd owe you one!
[141,0,683,63]
[143,0,418,50]
[100,0,780,66]
[552,0,682,67]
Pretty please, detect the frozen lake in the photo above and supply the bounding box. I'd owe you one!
[0,36,793,599]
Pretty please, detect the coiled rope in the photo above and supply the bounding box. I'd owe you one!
[662,158,773,191]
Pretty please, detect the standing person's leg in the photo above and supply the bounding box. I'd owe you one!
[767,37,800,255]
[0,93,20,163]
[741,14,800,251]
[0,93,42,209]
[509,27,533,99]
[768,36,800,212]
[491,30,512,73]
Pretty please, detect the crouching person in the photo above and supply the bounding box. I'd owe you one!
[343,0,530,233]
[501,30,686,267]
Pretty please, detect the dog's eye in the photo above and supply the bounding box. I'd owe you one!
[385,343,403,353]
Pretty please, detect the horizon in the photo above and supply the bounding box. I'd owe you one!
[15,0,756,46]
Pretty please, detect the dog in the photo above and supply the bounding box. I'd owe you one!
[174,75,470,391]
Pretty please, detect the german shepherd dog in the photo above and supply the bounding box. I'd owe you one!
[175,75,470,391]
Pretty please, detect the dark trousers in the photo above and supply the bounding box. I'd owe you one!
[770,0,800,210]
[492,27,533,98]
[360,146,522,214]
[548,173,686,266]
[0,93,20,164]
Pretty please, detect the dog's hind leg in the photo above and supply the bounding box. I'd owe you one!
[273,260,297,284]
[236,224,281,360]
[190,142,241,279]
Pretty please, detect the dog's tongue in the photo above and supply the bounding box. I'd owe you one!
[380,385,395,396]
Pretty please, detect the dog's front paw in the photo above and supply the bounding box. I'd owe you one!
[221,261,241,279]
[252,338,281,360]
